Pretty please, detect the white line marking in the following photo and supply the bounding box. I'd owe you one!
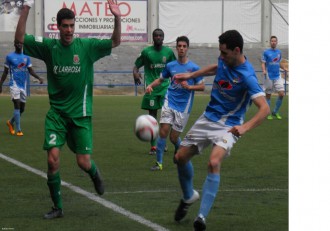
[0,153,169,231]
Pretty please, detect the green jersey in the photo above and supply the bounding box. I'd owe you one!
[23,34,112,118]
[135,46,176,95]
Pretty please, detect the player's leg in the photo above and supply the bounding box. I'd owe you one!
[174,145,199,221]
[151,123,170,171]
[263,78,274,120]
[44,147,64,219]
[68,117,104,195]
[272,78,285,119]
[194,130,238,230]
[12,99,23,135]
[43,109,66,219]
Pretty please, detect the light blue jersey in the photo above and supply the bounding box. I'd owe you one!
[204,57,264,126]
[261,48,282,80]
[161,60,204,113]
[4,52,31,90]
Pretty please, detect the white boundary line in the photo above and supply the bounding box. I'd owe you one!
[0,153,169,231]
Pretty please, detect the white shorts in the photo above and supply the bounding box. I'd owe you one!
[181,114,239,157]
[263,76,284,94]
[10,85,27,103]
[159,104,189,132]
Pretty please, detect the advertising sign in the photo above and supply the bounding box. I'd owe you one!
[44,0,148,42]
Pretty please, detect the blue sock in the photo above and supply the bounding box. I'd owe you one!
[13,109,21,131]
[177,161,194,201]
[172,137,181,154]
[198,173,220,218]
[273,97,283,114]
[156,137,166,164]
[10,117,15,126]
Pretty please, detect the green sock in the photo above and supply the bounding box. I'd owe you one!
[85,160,97,178]
[151,139,157,147]
[47,171,62,209]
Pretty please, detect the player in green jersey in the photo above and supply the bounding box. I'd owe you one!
[14,0,121,219]
[133,29,176,155]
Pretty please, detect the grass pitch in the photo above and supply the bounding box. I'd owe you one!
[0,95,288,231]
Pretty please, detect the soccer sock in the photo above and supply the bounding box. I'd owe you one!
[47,171,63,209]
[13,109,21,131]
[156,137,166,164]
[10,116,15,126]
[177,160,194,201]
[273,97,283,114]
[172,137,181,154]
[150,138,157,148]
[85,159,97,178]
[198,173,220,218]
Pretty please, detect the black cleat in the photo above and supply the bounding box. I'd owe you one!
[92,169,105,195]
[44,207,63,219]
[174,190,199,221]
[194,216,206,231]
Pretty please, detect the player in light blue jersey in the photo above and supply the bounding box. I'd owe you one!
[146,36,205,171]
[261,36,288,120]
[172,30,270,231]
[0,40,43,136]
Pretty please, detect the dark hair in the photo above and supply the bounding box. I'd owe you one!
[218,30,244,53]
[176,36,189,47]
[270,35,278,40]
[152,28,164,36]
[57,8,75,26]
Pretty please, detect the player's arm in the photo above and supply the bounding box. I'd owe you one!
[174,64,217,80]
[228,95,270,137]
[107,0,121,48]
[261,62,267,76]
[0,66,9,93]
[181,80,205,91]
[145,78,163,94]
[28,67,43,84]
[15,1,34,44]
[133,66,142,85]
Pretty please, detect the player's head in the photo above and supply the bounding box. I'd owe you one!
[14,40,23,53]
[176,36,189,58]
[218,30,244,67]
[57,8,76,46]
[152,28,164,47]
[270,35,278,49]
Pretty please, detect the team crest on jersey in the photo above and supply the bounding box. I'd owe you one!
[218,80,232,90]
[162,56,167,63]
[73,55,80,64]
[232,76,241,84]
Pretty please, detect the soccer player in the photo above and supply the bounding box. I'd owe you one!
[133,28,176,155]
[14,0,121,219]
[173,30,270,231]
[261,35,288,120]
[0,40,43,136]
[145,36,204,171]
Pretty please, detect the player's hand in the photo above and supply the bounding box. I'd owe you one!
[39,77,44,84]
[228,126,246,138]
[180,81,189,89]
[23,0,34,8]
[133,73,142,85]
[107,0,121,17]
[145,86,153,94]
[174,73,191,81]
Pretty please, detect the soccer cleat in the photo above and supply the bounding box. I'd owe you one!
[150,162,163,171]
[193,216,206,231]
[174,189,200,222]
[267,115,273,120]
[272,112,282,120]
[149,146,156,155]
[16,131,24,136]
[43,207,64,219]
[6,120,15,135]
[91,169,105,195]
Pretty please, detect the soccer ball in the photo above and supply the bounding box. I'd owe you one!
[134,115,159,142]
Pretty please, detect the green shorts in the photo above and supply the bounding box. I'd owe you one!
[141,93,165,110]
[43,108,93,154]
